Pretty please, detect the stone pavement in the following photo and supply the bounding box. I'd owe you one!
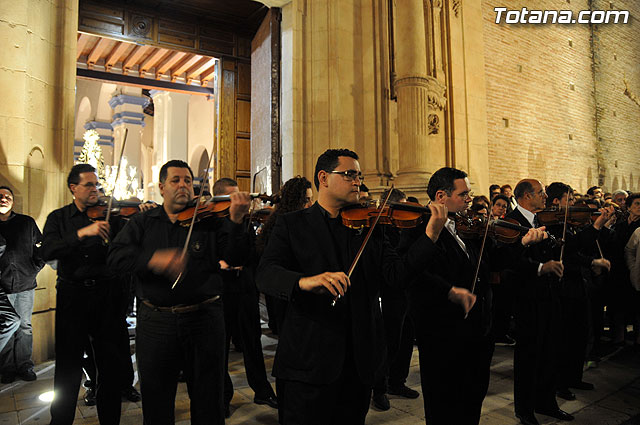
[0,332,638,424]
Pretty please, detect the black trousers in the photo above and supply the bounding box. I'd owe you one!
[491,277,515,339]
[82,279,135,390]
[558,295,589,388]
[50,280,123,425]
[417,335,494,425]
[374,287,414,394]
[136,301,226,425]
[514,296,562,417]
[223,288,275,405]
[278,354,372,425]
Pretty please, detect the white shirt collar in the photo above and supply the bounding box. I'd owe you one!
[517,204,536,227]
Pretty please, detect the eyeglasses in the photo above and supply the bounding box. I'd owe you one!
[77,182,102,190]
[457,191,473,199]
[329,170,364,182]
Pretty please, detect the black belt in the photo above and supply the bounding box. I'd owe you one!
[58,277,114,287]
[141,295,221,314]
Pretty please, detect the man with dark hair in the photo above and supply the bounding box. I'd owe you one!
[587,186,603,200]
[0,185,45,383]
[42,164,128,424]
[543,183,611,403]
[400,168,546,425]
[257,150,476,424]
[489,184,501,201]
[107,161,251,424]
[505,179,604,425]
[212,177,278,417]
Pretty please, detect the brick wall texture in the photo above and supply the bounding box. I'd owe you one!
[482,0,640,194]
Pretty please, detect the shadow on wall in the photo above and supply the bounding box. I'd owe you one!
[587,167,593,193]
[527,145,547,184]
[26,146,46,219]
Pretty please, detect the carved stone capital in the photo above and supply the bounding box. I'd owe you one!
[395,76,447,110]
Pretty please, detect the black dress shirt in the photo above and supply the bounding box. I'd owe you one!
[41,202,124,281]
[107,205,249,306]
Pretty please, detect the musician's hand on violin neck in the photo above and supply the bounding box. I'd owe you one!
[447,286,476,318]
[425,203,448,242]
[521,226,547,247]
[298,272,350,297]
[541,260,564,278]
[148,248,187,280]
[593,205,615,230]
[77,221,110,241]
[229,191,252,224]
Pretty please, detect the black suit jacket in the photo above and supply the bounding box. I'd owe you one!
[505,208,559,300]
[256,202,441,386]
[400,221,520,341]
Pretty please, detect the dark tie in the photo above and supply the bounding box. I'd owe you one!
[532,215,539,228]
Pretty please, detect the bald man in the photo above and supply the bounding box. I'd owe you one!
[504,179,573,425]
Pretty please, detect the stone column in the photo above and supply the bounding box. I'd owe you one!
[149,91,189,165]
[394,0,430,188]
[109,92,148,199]
[394,0,447,192]
[0,0,79,363]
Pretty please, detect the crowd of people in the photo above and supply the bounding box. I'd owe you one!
[0,150,638,425]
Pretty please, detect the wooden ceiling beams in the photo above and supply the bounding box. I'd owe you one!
[77,33,217,87]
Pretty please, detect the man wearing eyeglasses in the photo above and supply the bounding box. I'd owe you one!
[41,163,130,424]
[256,149,477,424]
[397,168,548,425]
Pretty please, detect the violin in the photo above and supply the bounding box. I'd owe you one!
[456,214,559,245]
[340,201,559,245]
[176,193,275,227]
[86,200,147,220]
[340,201,458,229]
[536,204,601,227]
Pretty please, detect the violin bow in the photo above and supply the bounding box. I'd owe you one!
[103,128,128,244]
[470,214,492,295]
[331,185,395,307]
[596,239,605,259]
[171,150,216,290]
[558,200,571,264]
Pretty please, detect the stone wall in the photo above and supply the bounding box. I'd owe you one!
[482,0,640,194]
[0,0,79,362]
[592,0,640,192]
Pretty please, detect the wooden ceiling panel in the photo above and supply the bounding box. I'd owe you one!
[139,48,170,76]
[171,54,203,82]
[77,33,92,60]
[105,41,130,71]
[87,37,113,68]
[186,57,216,83]
[155,51,186,77]
[77,33,218,87]
[122,45,153,75]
